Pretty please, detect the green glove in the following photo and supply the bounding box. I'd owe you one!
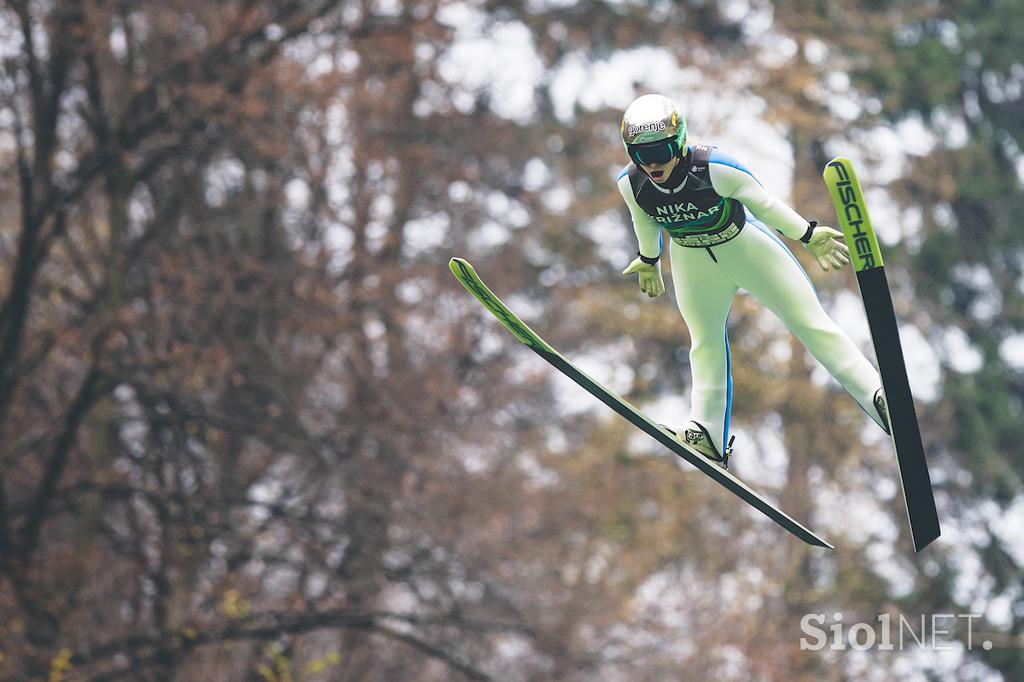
[622,256,664,298]
[804,225,851,271]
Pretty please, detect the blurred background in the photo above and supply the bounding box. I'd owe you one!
[1,0,1022,680]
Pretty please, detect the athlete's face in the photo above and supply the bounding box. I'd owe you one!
[640,154,680,183]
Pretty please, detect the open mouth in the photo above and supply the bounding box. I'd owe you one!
[650,170,665,180]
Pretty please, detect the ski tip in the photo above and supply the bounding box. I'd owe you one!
[822,156,853,179]
[449,257,472,277]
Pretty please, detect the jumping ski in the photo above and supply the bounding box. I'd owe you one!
[450,257,833,549]
[823,157,941,552]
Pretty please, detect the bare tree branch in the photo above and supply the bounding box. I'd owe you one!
[19,363,108,560]
[75,610,493,682]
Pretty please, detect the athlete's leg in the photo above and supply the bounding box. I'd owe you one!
[716,216,885,429]
[669,239,739,453]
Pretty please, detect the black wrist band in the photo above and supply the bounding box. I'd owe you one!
[800,220,818,244]
[638,251,660,265]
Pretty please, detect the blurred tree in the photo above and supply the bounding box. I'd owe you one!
[2,0,1015,680]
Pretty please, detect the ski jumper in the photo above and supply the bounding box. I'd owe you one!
[617,144,886,453]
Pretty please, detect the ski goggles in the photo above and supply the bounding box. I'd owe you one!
[627,138,680,166]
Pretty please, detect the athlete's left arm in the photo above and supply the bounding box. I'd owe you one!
[708,152,809,241]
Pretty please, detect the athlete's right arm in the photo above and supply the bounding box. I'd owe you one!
[617,171,665,297]
[617,172,663,259]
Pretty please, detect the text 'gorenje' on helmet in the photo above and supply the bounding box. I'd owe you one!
[621,94,687,147]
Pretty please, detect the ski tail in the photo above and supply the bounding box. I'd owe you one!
[823,158,941,552]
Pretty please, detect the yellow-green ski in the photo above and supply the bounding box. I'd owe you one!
[823,157,940,552]
[450,257,833,549]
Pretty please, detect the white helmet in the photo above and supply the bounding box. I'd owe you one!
[620,94,687,165]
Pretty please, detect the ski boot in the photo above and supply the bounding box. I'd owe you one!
[664,421,734,470]
[873,387,891,435]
